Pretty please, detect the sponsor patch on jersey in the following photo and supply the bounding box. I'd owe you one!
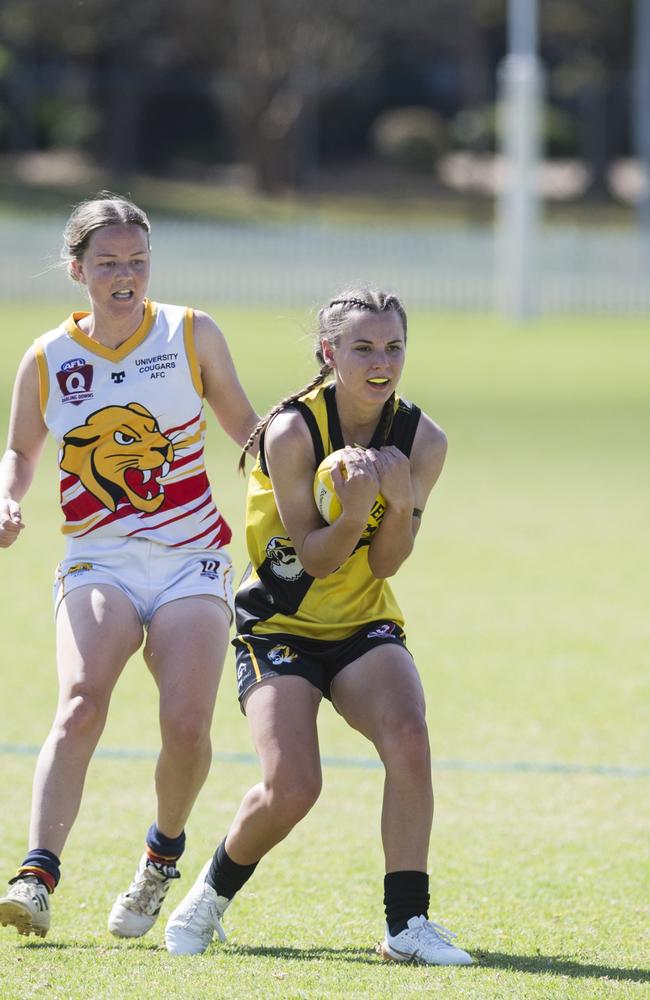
[199,559,221,580]
[267,644,298,666]
[367,623,397,640]
[266,536,304,582]
[135,352,179,380]
[56,358,94,405]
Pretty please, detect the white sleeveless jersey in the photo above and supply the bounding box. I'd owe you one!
[35,299,231,549]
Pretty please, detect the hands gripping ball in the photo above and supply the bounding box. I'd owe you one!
[313,449,386,539]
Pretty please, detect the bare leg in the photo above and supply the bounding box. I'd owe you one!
[144,596,231,838]
[224,676,323,865]
[331,645,433,872]
[29,585,143,855]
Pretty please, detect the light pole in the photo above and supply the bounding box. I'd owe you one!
[496,0,543,321]
[633,0,650,238]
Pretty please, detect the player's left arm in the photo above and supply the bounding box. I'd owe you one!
[367,413,447,578]
[193,310,259,448]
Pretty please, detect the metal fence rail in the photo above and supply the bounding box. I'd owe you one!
[2,216,649,313]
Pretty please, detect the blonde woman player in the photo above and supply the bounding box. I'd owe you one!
[0,192,258,940]
[164,288,473,966]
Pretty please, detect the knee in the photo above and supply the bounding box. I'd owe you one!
[268,769,322,826]
[161,709,212,758]
[55,691,107,744]
[381,710,431,775]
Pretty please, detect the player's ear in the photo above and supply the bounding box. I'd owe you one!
[69,259,86,285]
[321,338,335,367]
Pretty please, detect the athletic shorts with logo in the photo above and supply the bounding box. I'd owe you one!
[233,620,409,706]
[53,535,233,627]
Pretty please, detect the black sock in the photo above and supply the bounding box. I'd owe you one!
[206,838,258,899]
[145,823,186,865]
[12,849,61,892]
[384,870,430,936]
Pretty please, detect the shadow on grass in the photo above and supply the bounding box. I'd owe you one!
[17,940,380,965]
[16,940,650,983]
[476,951,649,984]
[17,940,161,953]
[225,943,380,965]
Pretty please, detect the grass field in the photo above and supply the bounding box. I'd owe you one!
[0,302,648,999]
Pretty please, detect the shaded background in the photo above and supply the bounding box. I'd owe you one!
[0,1,647,311]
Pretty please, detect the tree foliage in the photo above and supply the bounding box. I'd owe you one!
[0,0,635,191]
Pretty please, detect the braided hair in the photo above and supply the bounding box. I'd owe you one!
[238,287,407,472]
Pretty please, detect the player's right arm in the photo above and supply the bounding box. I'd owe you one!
[0,348,48,548]
[265,411,377,579]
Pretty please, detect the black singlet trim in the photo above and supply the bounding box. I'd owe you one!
[325,384,393,451]
[389,398,421,456]
[292,401,326,468]
[324,385,344,450]
[258,430,268,477]
[260,390,421,476]
[257,401,326,477]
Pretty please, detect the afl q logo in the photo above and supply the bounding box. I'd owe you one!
[56,358,95,406]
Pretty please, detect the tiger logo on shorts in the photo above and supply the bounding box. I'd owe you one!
[60,402,174,513]
[268,644,298,666]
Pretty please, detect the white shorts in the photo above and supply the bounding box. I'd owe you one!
[53,536,234,627]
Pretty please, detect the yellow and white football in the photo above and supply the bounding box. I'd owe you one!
[313,449,386,538]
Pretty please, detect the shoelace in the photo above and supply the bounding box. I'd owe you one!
[178,887,226,943]
[125,866,175,914]
[422,920,457,946]
[148,862,181,881]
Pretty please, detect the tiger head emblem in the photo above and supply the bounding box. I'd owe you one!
[60,402,174,513]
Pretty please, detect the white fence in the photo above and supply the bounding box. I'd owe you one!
[2,215,650,313]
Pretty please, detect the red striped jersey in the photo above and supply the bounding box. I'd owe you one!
[34,299,231,549]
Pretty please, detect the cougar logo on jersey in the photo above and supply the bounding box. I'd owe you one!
[266,536,304,582]
[268,644,298,666]
[60,402,174,514]
[56,358,94,405]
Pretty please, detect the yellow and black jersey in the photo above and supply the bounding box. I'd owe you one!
[234,384,421,641]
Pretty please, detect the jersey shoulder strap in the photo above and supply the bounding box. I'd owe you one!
[258,400,325,477]
[389,397,422,457]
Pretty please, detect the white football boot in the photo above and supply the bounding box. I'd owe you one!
[165,859,230,955]
[0,878,51,938]
[379,915,473,965]
[108,854,180,938]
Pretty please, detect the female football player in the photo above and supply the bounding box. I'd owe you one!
[165,288,473,966]
[0,192,258,940]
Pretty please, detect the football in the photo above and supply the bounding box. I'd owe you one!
[313,449,386,538]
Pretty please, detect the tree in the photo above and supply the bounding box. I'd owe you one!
[183,0,379,191]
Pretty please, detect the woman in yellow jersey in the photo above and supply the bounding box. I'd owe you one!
[165,288,473,966]
[0,193,258,941]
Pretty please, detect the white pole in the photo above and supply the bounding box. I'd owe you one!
[496,0,543,320]
[633,0,650,236]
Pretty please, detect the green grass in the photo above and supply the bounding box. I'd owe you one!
[0,304,648,998]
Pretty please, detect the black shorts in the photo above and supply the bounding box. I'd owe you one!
[232,620,409,705]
